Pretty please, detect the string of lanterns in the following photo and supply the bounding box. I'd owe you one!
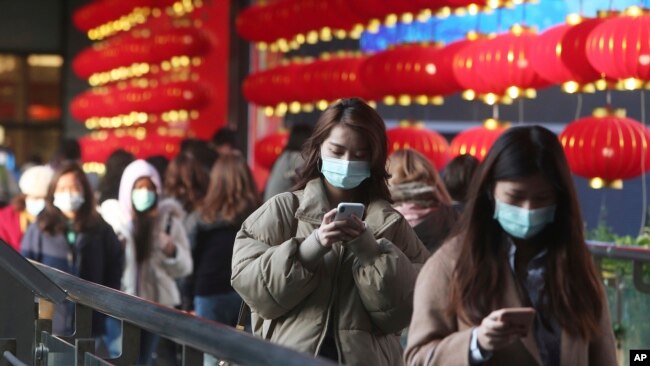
[71,0,215,171]
[246,4,650,190]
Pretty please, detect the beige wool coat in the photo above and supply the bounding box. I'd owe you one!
[231,178,430,365]
[404,239,618,366]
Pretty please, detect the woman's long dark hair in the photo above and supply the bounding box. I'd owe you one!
[98,149,135,204]
[448,125,604,339]
[133,211,154,264]
[293,98,391,202]
[163,152,209,213]
[199,155,260,225]
[39,162,99,234]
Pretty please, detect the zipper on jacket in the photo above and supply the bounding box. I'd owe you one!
[314,244,345,358]
[332,246,345,363]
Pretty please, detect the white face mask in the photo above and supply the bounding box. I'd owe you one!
[54,192,85,213]
[25,198,46,217]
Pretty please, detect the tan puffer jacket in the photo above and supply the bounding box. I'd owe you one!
[232,178,430,365]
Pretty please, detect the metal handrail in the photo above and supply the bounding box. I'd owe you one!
[586,240,650,293]
[586,240,650,263]
[33,263,334,366]
[3,351,27,366]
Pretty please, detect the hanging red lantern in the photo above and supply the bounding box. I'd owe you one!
[450,120,508,161]
[586,11,650,89]
[454,27,548,101]
[362,40,467,100]
[387,124,450,170]
[348,0,423,23]
[73,26,210,79]
[243,62,305,106]
[318,55,375,102]
[559,107,650,188]
[529,23,596,88]
[73,0,154,33]
[452,36,492,97]
[70,81,208,121]
[560,16,613,90]
[254,131,289,170]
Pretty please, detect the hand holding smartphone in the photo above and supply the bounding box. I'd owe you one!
[498,307,535,337]
[334,202,365,221]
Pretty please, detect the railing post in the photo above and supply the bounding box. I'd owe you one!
[106,321,139,366]
[633,261,650,293]
[74,339,95,366]
[181,344,203,366]
[63,303,93,343]
[34,299,55,366]
[0,265,38,365]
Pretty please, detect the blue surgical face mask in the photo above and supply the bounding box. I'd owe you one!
[132,188,156,212]
[321,156,371,190]
[493,199,556,239]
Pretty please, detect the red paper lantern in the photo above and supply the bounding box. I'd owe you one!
[243,63,305,106]
[362,40,467,99]
[586,12,650,87]
[70,81,208,121]
[454,28,548,99]
[529,23,593,86]
[560,108,650,187]
[450,122,508,161]
[73,26,210,78]
[73,0,153,32]
[387,125,449,170]
[318,55,375,102]
[348,0,423,21]
[560,16,610,87]
[254,131,289,170]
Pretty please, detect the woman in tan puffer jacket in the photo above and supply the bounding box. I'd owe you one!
[232,98,430,365]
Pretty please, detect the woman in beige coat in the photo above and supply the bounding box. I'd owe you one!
[404,126,616,366]
[232,98,430,365]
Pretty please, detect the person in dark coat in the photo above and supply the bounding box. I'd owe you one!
[187,155,259,366]
[21,162,124,339]
[188,155,259,323]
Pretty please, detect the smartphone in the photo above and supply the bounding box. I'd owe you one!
[499,307,535,336]
[334,202,365,221]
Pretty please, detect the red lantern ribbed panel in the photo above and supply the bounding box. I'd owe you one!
[349,0,422,21]
[361,41,465,98]
[560,113,650,180]
[254,132,289,170]
[452,38,492,93]
[450,125,507,161]
[71,81,208,121]
[560,17,608,85]
[529,23,588,85]
[586,14,650,81]
[73,26,210,78]
[236,2,287,43]
[320,56,374,101]
[387,126,450,170]
[455,31,548,96]
[73,0,154,32]
[242,63,304,106]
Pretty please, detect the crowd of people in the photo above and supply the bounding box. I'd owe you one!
[0,98,616,366]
